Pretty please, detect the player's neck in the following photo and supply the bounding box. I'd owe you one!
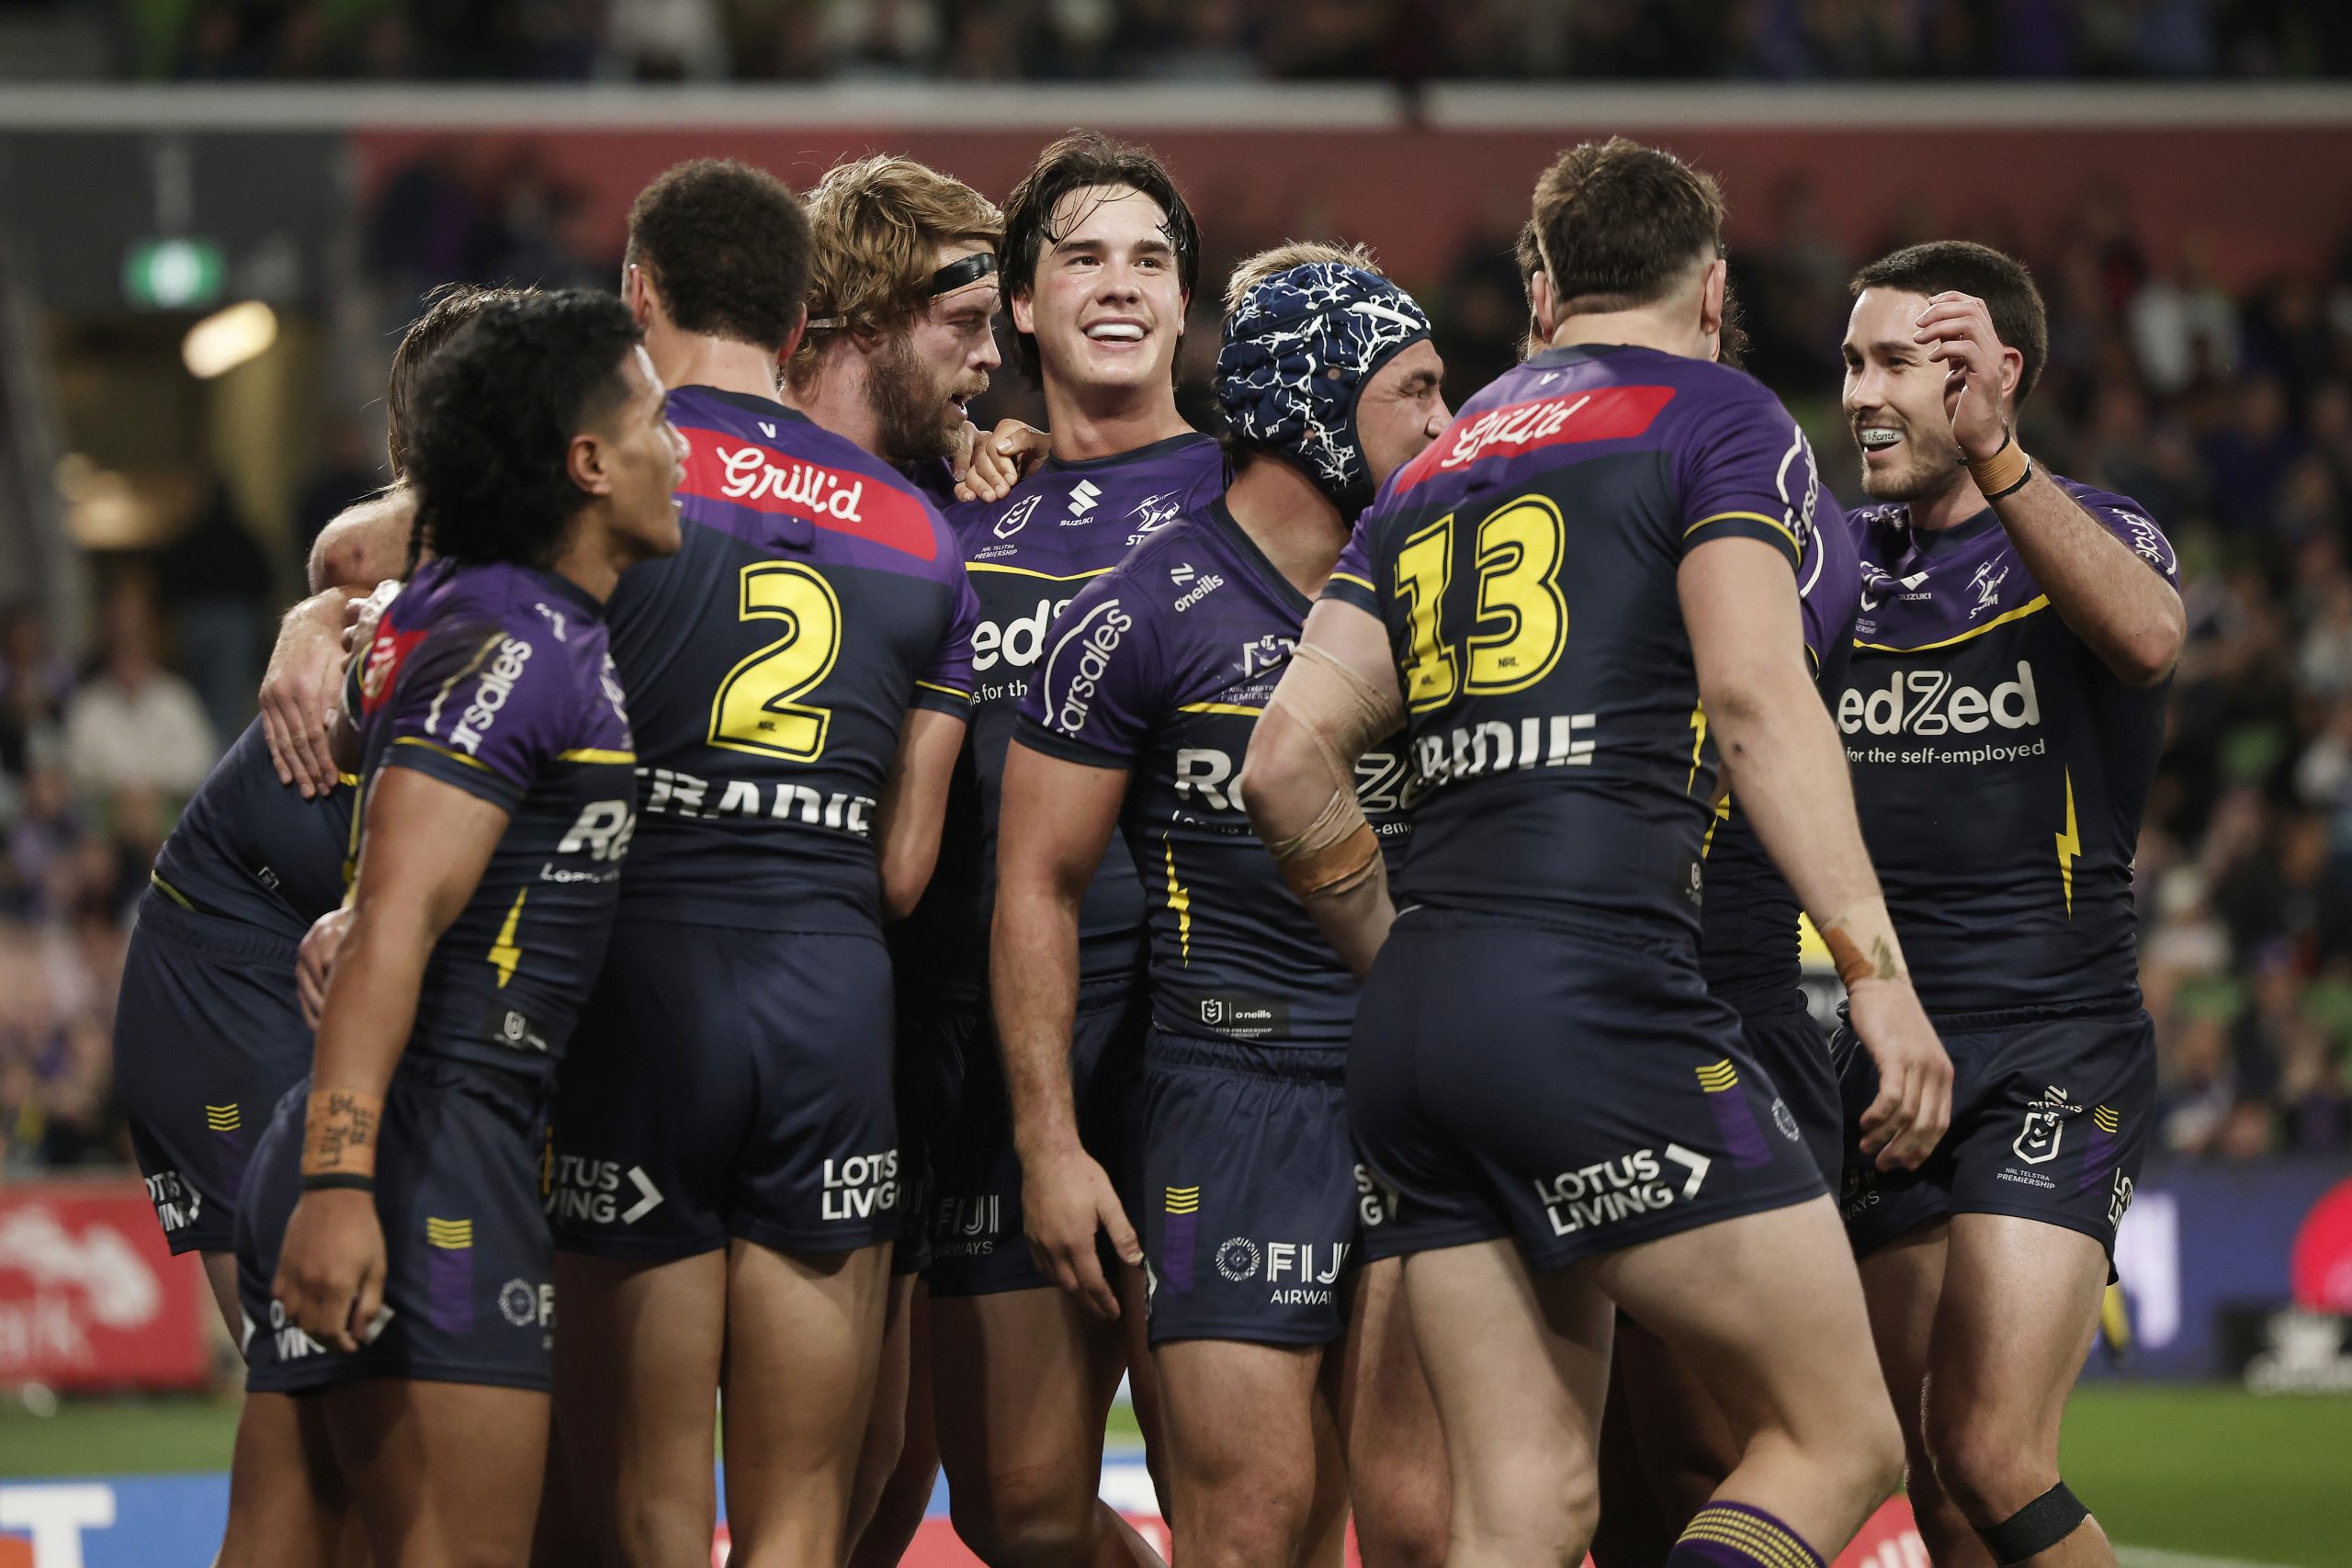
[546,520,625,604]
[1546,310,1704,360]
[1040,376,1191,464]
[650,333,782,407]
[1224,455,1345,598]
[1905,468,1992,533]
[781,356,886,460]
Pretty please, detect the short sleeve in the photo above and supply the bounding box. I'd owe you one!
[2076,491,2179,588]
[1675,378,1817,573]
[377,617,564,813]
[1322,513,1383,618]
[913,566,980,716]
[1013,570,1158,769]
[1795,486,1856,669]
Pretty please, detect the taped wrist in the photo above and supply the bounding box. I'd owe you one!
[1260,641,1403,907]
[301,1088,383,1182]
[1968,431,2032,501]
[1817,897,1908,990]
[1978,1481,2088,1565]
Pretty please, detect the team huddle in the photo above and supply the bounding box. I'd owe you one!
[111,130,2184,1568]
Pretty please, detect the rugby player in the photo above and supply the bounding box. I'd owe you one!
[1001,246,1450,1568]
[1239,139,1949,1568]
[233,288,681,1567]
[899,130,1224,1568]
[1834,243,2183,1568]
[1589,272,1862,1568]
[544,156,984,1568]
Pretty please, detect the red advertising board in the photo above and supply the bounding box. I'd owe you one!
[0,1180,209,1393]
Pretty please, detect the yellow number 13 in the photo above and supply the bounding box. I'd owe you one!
[1395,495,1567,712]
[709,561,841,761]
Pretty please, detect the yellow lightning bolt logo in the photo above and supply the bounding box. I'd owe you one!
[2055,768,2080,918]
[487,888,527,987]
[1162,835,1191,964]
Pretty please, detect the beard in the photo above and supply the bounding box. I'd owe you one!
[868,334,963,465]
[1858,422,1968,503]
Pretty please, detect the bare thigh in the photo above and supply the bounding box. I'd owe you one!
[1402,1238,1614,1568]
[322,1378,548,1568]
[718,1237,893,1568]
[552,1248,728,1568]
[1154,1337,1326,1568]
[217,1390,347,1568]
[1327,1257,1447,1568]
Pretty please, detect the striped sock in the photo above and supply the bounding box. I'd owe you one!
[1665,1502,1827,1568]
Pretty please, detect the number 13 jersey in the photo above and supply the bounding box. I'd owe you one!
[1323,344,1830,952]
[606,386,978,933]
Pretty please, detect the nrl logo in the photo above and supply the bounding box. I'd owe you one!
[994,492,1043,540]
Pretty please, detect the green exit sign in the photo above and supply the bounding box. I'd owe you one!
[123,239,225,310]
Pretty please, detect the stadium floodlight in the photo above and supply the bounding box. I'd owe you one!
[181,300,277,379]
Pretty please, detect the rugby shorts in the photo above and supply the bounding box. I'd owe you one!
[116,891,312,1255]
[549,920,899,1260]
[237,1055,555,1393]
[1139,1033,1366,1348]
[1833,1002,2155,1263]
[1736,997,1844,1186]
[926,976,1148,1298]
[1348,907,1826,1272]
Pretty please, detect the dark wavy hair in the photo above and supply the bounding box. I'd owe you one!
[404,289,643,572]
[626,158,813,354]
[386,283,531,479]
[1000,130,1201,385]
[1851,240,2048,404]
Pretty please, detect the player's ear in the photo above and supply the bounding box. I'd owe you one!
[1009,288,1035,336]
[1698,257,1727,342]
[623,265,653,329]
[567,431,615,499]
[775,302,808,367]
[1997,342,2025,410]
[1529,270,1559,343]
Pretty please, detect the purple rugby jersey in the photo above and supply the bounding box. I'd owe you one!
[604,386,978,936]
[1840,477,2177,1014]
[352,556,638,1079]
[1017,494,1413,1049]
[895,433,1227,1005]
[1322,343,1824,950]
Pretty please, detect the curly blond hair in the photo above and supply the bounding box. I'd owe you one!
[786,154,1001,382]
[1221,240,1383,319]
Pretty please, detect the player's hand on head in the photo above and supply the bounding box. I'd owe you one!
[297,908,355,1030]
[1021,1145,1140,1320]
[262,590,360,800]
[1850,977,1953,1171]
[1912,290,2009,463]
[273,1187,387,1354]
[956,419,1049,503]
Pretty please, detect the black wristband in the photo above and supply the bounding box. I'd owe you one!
[301,1171,375,1194]
[1984,457,2035,501]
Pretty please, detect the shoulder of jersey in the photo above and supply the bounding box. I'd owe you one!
[950,436,1220,558]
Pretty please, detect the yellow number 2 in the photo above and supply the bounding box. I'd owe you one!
[709,562,841,761]
[1393,495,1568,711]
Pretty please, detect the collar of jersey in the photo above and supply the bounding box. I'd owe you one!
[524,563,608,617]
[682,385,810,426]
[1042,429,1216,474]
[1902,502,2004,558]
[1205,496,1313,616]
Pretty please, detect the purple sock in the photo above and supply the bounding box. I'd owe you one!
[1665,1502,1827,1568]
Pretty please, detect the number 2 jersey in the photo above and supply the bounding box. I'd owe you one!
[1323,344,1826,952]
[352,558,638,1082]
[605,386,978,935]
[1839,479,2177,1014]
[1018,497,1413,1049]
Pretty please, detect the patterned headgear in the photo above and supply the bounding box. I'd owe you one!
[1215,261,1432,514]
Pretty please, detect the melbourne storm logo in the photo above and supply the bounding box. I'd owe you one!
[1125,491,1186,544]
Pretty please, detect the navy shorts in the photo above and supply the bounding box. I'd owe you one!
[1140,1033,1363,1348]
[1834,1004,2155,1263]
[892,995,978,1279]
[1738,1000,1843,1186]
[927,976,1149,1297]
[1349,908,1826,1272]
[550,921,899,1260]
[237,1055,555,1394]
[115,893,312,1255]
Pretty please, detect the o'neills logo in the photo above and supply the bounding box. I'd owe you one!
[1045,600,1133,736]
[718,445,866,522]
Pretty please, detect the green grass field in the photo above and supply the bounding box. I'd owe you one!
[3,1385,2346,1565]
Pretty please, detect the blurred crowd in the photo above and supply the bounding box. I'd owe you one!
[11,153,2352,1179]
[4,0,2346,84]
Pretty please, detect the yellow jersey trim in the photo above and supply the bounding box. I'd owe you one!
[914,680,973,701]
[149,872,196,911]
[1856,594,2051,653]
[557,748,635,765]
[1329,570,1376,593]
[1684,510,1801,556]
[1178,701,1264,716]
[393,736,491,771]
[966,562,1116,582]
